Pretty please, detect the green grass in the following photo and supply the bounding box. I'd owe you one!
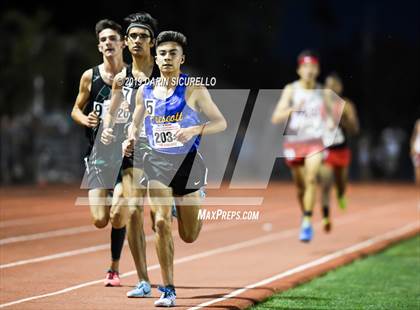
[251,236,420,310]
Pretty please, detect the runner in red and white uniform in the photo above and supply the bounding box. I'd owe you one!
[272,50,331,242]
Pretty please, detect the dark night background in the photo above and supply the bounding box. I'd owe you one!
[0,0,419,184]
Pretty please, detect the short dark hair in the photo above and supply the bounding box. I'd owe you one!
[124,12,158,39]
[297,49,320,63]
[156,31,187,53]
[95,19,123,40]
[326,72,342,84]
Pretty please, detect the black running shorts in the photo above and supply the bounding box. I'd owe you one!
[144,149,207,196]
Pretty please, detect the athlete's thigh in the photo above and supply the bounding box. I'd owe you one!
[290,166,305,188]
[333,165,348,182]
[122,167,134,197]
[319,163,334,186]
[304,152,324,178]
[111,182,124,205]
[174,191,203,228]
[88,188,110,220]
[123,167,146,206]
[132,167,147,203]
[148,180,174,219]
[110,182,128,222]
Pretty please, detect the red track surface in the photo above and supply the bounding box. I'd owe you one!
[0,183,418,309]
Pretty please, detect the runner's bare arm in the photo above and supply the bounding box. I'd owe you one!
[195,85,227,134]
[71,70,98,128]
[342,99,359,136]
[175,85,226,144]
[129,85,146,140]
[271,84,293,124]
[122,85,146,157]
[103,71,126,130]
[101,71,125,145]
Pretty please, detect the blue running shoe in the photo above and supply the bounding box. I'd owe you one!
[299,220,313,243]
[154,285,176,307]
[199,188,206,199]
[126,280,152,298]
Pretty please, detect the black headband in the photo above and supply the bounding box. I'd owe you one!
[126,23,154,39]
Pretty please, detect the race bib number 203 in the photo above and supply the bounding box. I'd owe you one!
[152,123,183,149]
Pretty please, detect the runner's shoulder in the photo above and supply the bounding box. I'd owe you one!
[283,83,295,92]
[81,69,93,84]
[342,97,355,110]
[280,83,294,98]
[186,83,208,97]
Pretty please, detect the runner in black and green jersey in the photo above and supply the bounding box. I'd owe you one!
[71,19,127,287]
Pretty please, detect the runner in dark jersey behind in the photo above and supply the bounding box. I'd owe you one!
[71,19,127,287]
[101,12,159,298]
[319,73,359,232]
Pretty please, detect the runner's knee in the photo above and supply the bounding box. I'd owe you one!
[128,205,142,219]
[297,184,305,198]
[110,200,129,228]
[110,211,125,229]
[179,229,199,243]
[155,215,172,235]
[305,173,317,186]
[93,216,108,228]
[128,206,145,231]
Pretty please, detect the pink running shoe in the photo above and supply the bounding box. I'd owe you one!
[104,270,121,287]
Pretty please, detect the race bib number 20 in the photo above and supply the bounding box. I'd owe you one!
[93,100,130,123]
[115,101,130,124]
[152,123,183,149]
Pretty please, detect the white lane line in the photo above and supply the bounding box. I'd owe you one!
[3,196,414,245]
[0,211,417,309]
[0,200,409,269]
[0,217,254,269]
[0,208,264,246]
[0,227,300,308]
[0,237,148,270]
[0,226,95,246]
[0,202,271,246]
[187,222,419,310]
[0,213,84,228]
[0,205,290,268]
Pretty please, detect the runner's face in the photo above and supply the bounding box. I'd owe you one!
[297,62,319,83]
[125,27,153,56]
[325,77,343,95]
[155,42,184,73]
[97,29,124,57]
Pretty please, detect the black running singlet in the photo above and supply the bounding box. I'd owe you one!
[84,66,112,154]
